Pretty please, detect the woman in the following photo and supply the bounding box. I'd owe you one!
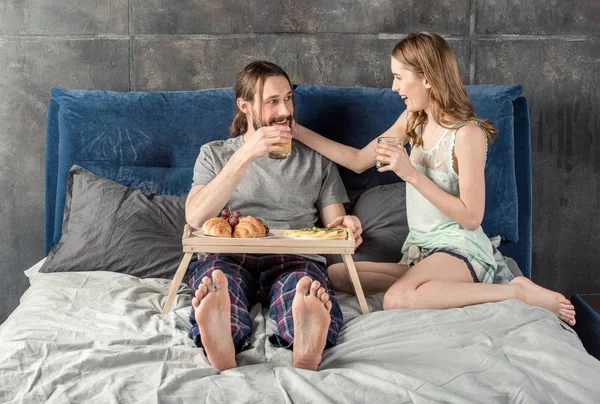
[294,32,576,325]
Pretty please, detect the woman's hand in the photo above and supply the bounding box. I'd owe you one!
[376,143,419,183]
[291,120,305,141]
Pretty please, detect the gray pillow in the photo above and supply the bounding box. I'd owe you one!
[40,166,186,279]
[327,182,408,266]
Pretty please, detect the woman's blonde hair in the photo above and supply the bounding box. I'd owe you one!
[393,32,497,146]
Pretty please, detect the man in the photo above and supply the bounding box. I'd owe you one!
[185,61,362,372]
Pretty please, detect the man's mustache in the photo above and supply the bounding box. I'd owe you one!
[268,115,292,126]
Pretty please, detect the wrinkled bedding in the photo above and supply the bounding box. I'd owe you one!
[1,264,599,404]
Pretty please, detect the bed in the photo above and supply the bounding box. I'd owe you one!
[1,84,599,403]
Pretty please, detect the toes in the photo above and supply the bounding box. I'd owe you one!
[296,276,312,296]
[196,284,208,300]
[561,308,576,318]
[560,312,576,326]
[325,300,332,311]
[310,280,321,296]
[320,292,330,305]
[212,270,228,292]
[316,287,325,300]
[192,283,209,308]
[201,276,211,291]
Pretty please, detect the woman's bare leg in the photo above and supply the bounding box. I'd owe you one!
[328,261,409,295]
[382,253,576,325]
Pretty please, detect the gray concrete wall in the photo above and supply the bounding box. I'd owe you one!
[1,0,598,323]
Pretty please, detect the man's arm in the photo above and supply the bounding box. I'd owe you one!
[319,203,347,227]
[185,152,252,229]
[319,203,363,248]
[186,126,292,228]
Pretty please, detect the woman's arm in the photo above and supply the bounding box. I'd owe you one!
[294,111,408,174]
[378,123,487,230]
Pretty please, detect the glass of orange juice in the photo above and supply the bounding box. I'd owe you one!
[375,137,404,168]
[269,139,292,159]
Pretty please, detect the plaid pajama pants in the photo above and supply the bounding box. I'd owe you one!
[187,253,343,352]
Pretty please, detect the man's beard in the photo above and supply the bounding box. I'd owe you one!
[252,111,292,131]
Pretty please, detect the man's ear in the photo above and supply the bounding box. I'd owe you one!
[237,98,251,115]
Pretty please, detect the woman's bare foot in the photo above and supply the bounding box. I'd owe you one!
[192,270,237,371]
[291,277,333,371]
[510,277,576,326]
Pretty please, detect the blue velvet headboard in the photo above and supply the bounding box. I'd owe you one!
[45,84,532,277]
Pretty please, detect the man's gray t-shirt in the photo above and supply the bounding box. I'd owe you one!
[192,136,349,234]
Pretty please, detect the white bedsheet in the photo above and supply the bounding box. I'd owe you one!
[1,269,599,403]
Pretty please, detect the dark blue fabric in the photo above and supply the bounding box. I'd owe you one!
[45,98,61,254]
[572,294,600,361]
[49,87,234,247]
[75,163,192,197]
[45,84,531,276]
[497,97,532,278]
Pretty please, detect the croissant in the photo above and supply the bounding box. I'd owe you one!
[201,217,232,238]
[233,216,267,238]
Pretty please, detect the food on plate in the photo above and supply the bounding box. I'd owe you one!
[220,208,245,229]
[200,209,269,238]
[257,218,269,234]
[283,227,347,239]
[233,216,267,238]
[201,217,232,238]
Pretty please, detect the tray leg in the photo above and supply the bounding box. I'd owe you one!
[162,252,194,314]
[341,254,369,314]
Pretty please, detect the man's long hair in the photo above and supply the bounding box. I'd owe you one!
[393,32,498,146]
[231,61,295,137]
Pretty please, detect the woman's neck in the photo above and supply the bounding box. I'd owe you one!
[422,109,439,131]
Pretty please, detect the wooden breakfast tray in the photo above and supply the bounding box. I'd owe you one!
[162,224,369,315]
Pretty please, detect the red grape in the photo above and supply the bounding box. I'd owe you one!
[264,225,270,234]
[232,210,242,218]
[228,216,239,228]
[220,208,230,218]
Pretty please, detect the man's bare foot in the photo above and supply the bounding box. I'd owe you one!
[192,270,237,371]
[510,277,576,326]
[291,277,333,371]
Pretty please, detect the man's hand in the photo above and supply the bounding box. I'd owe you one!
[240,126,292,161]
[327,215,363,248]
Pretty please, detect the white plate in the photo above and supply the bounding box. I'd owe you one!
[192,231,275,239]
